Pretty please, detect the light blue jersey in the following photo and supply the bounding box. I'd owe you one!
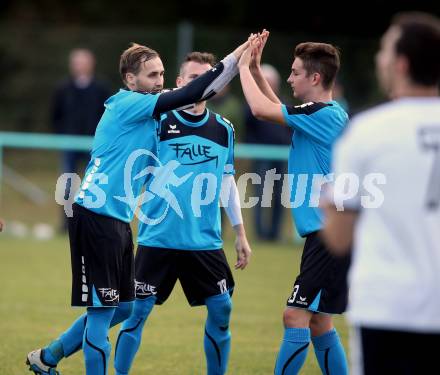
[281,101,348,237]
[75,89,160,222]
[137,108,235,250]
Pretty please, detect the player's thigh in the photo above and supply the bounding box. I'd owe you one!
[69,204,130,307]
[179,249,235,306]
[119,226,135,303]
[134,246,179,304]
[287,231,349,315]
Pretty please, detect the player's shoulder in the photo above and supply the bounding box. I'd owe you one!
[340,101,404,147]
[210,110,235,133]
[284,101,332,116]
[115,88,157,101]
[160,109,176,122]
[349,101,407,132]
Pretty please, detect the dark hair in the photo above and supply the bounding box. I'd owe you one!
[392,12,440,86]
[294,42,341,90]
[119,43,159,83]
[179,52,216,75]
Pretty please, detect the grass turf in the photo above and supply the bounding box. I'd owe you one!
[0,236,348,375]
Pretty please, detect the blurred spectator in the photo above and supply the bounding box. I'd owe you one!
[0,217,4,232]
[52,48,111,230]
[244,64,292,241]
[208,85,244,140]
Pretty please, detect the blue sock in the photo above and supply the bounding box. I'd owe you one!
[114,297,156,375]
[274,327,310,375]
[42,339,64,366]
[204,293,232,375]
[83,307,115,375]
[312,328,348,375]
[42,302,133,366]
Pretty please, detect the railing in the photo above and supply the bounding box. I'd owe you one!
[0,131,289,181]
[0,132,303,242]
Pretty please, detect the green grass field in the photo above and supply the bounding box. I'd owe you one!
[0,236,349,375]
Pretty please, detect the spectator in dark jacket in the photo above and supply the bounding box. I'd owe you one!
[52,48,111,230]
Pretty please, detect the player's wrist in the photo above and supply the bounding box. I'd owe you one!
[250,62,260,71]
[233,224,246,237]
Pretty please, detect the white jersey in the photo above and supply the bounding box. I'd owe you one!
[332,97,440,332]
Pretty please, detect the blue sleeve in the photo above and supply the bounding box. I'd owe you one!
[281,103,343,145]
[216,115,235,175]
[225,124,235,175]
[116,92,160,124]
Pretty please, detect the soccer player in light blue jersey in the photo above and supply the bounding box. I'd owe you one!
[238,32,349,374]
[27,39,252,375]
[113,52,252,375]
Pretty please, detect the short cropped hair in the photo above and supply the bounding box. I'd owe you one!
[392,12,440,86]
[179,52,216,75]
[119,43,159,83]
[294,42,341,90]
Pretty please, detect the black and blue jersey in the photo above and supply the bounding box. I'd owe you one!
[75,89,160,222]
[281,100,348,236]
[137,108,235,250]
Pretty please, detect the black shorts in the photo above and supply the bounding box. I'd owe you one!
[352,326,440,375]
[68,203,134,307]
[286,231,350,314]
[134,246,235,306]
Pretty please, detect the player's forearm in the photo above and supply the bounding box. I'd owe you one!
[221,175,243,227]
[239,66,285,124]
[154,54,238,116]
[251,66,281,104]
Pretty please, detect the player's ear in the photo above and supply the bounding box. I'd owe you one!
[125,72,136,86]
[311,72,321,87]
[176,76,184,88]
[395,55,409,79]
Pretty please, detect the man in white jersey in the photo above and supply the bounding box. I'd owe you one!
[322,11,440,375]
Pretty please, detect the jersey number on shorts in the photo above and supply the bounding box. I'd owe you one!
[288,285,300,303]
[217,279,228,294]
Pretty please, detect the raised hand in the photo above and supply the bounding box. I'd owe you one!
[238,34,260,69]
[251,29,269,70]
[231,33,258,60]
[234,233,252,270]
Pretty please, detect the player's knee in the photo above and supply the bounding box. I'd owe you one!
[282,307,310,328]
[206,294,232,327]
[309,314,333,336]
[132,297,156,320]
[113,301,134,325]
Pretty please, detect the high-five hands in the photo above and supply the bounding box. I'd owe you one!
[232,33,259,61]
[238,30,268,69]
[250,29,269,70]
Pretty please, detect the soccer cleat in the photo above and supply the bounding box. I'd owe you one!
[26,349,60,375]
